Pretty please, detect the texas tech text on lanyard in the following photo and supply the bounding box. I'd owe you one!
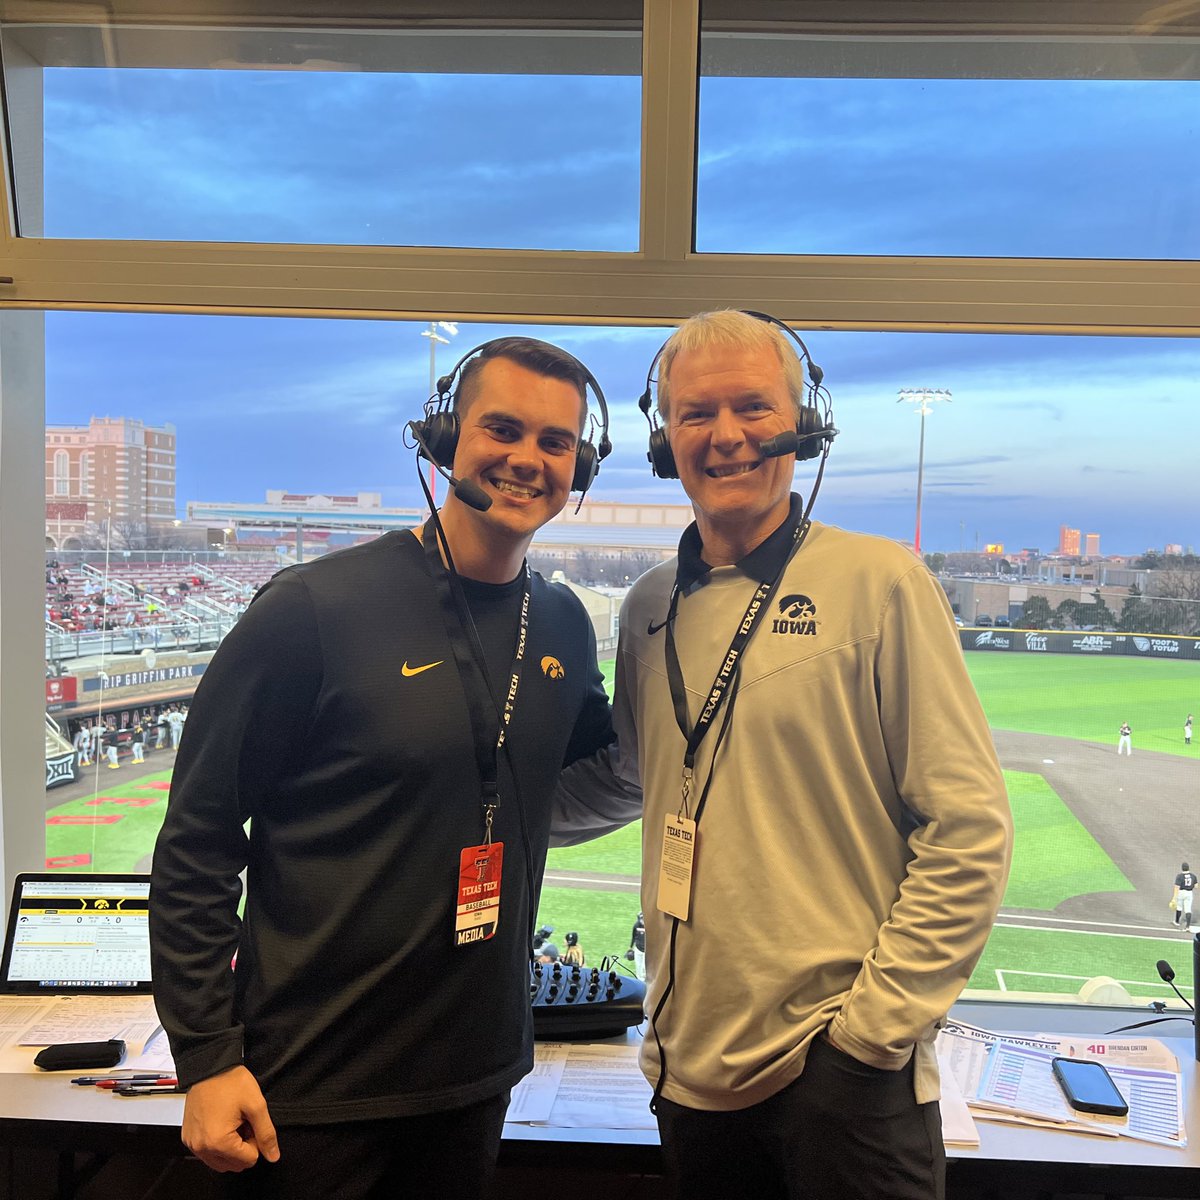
[664,518,810,818]
[421,520,531,845]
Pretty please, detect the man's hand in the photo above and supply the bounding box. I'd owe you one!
[182,1065,280,1172]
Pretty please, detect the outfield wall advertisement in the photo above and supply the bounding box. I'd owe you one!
[961,629,1200,659]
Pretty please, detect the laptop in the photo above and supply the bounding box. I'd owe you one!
[0,872,152,995]
[0,873,158,1058]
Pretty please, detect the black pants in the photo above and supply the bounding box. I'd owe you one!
[223,1091,510,1200]
[655,1037,944,1200]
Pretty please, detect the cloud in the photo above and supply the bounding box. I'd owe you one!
[44,68,642,249]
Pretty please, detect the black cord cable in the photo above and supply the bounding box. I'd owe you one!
[1106,1014,1195,1035]
[416,460,539,961]
[648,673,743,1114]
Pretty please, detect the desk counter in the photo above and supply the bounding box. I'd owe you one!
[0,1000,1195,1197]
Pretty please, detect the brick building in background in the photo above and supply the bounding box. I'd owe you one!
[45,417,177,548]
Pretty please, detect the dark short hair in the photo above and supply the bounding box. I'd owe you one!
[454,337,589,427]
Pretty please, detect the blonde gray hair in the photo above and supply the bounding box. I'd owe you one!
[656,310,806,420]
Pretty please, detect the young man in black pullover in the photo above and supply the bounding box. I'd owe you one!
[150,337,639,1198]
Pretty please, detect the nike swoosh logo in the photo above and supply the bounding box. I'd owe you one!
[647,619,668,635]
[401,660,444,677]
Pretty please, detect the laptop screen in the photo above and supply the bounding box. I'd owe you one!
[0,873,152,994]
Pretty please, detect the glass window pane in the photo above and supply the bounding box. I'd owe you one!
[4,14,642,249]
[697,8,1200,259]
[36,313,1200,1011]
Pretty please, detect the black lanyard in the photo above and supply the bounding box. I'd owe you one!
[663,519,810,815]
[422,521,531,842]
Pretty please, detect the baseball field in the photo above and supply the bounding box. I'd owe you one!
[45,650,1200,1002]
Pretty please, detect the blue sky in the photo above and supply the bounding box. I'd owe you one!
[39,66,1200,555]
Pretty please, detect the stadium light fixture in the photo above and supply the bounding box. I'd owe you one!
[419,321,459,503]
[897,388,952,557]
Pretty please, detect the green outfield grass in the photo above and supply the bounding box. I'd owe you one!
[970,923,1195,999]
[41,649,1195,1013]
[44,766,172,872]
[963,650,1197,753]
[547,820,641,875]
[535,888,1197,1002]
[598,657,616,694]
[536,885,642,968]
[607,649,1198,754]
[545,767,1133,916]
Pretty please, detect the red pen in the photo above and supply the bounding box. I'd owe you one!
[96,1077,177,1089]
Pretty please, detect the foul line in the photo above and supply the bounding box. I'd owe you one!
[998,914,1191,938]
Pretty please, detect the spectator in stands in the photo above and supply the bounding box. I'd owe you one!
[151,336,639,1197]
[179,579,191,594]
[132,582,144,601]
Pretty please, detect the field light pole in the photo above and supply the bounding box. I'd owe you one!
[420,320,458,503]
[897,388,952,557]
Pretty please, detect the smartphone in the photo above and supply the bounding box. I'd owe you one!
[1051,1056,1129,1116]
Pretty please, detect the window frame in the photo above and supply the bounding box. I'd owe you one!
[1,0,1198,898]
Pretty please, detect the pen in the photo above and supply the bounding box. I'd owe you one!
[96,1078,177,1089]
[71,1074,175,1085]
[113,1083,186,1096]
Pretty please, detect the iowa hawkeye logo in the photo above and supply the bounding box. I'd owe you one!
[773,594,819,636]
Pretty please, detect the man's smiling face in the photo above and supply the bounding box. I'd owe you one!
[665,342,797,554]
[450,355,585,544]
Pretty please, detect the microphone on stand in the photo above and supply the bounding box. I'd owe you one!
[1155,954,1199,1063]
[1107,956,1198,1047]
[1156,959,1195,1011]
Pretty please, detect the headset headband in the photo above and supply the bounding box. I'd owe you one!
[413,335,612,498]
[637,310,835,480]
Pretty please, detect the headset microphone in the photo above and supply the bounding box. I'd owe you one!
[759,425,838,459]
[407,419,492,512]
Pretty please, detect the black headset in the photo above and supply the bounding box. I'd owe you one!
[411,336,612,496]
[636,310,835,480]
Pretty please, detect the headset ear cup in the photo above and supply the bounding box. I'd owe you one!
[794,406,825,462]
[572,441,599,494]
[647,426,678,479]
[414,411,459,469]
